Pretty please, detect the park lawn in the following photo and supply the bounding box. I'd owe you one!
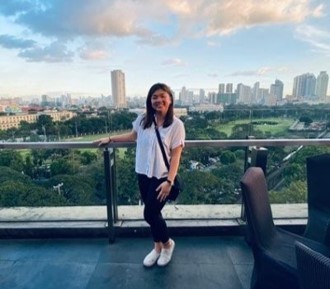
[253,118,296,135]
[18,149,30,159]
[62,131,130,158]
[215,117,296,137]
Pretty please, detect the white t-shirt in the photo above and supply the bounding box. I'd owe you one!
[132,113,185,179]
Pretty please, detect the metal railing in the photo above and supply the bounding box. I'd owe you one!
[2,138,330,149]
[1,138,330,242]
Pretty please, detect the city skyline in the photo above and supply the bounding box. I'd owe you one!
[0,0,329,99]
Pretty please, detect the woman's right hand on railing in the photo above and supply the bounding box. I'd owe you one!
[93,137,111,147]
[93,130,137,147]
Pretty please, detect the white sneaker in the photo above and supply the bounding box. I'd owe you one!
[157,239,175,266]
[143,249,161,267]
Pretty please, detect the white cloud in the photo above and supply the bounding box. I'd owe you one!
[203,0,325,36]
[161,58,186,66]
[80,49,108,61]
[159,0,324,37]
[227,67,273,77]
[0,34,35,49]
[3,0,157,38]
[258,67,272,75]
[295,24,330,57]
[1,0,323,39]
[18,41,74,62]
[207,41,221,47]
[78,41,110,60]
[0,0,325,62]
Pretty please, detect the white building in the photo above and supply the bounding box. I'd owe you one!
[315,71,329,101]
[111,70,126,108]
[292,73,316,99]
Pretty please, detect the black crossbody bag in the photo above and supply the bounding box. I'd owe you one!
[154,121,183,201]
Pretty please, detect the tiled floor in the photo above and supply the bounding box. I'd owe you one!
[0,236,253,289]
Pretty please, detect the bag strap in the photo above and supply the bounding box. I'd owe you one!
[153,118,170,171]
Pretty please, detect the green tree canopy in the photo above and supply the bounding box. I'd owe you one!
[0,150,24,172]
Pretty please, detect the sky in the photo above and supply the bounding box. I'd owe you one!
[0,0,329,99]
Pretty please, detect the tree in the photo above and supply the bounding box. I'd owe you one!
[80,151,98,165]
[47,175,94,205]
[269,180,307,203]
[205,128,227,139]
[220,151,236,165]
[0,166,31,185]
[0,150,24,172]
[299,115,313,126]
[116,148,140,205]
[50,155,80,176]
[79,160,105,204]
[24,155,34,177]
[0,167,66,207]
[179,168,240,204]
[36,114,55,138]
[18,120,32,141]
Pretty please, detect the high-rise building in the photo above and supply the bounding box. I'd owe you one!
[292,73,316,99]
[218,83,225,94]
[252,82,260,104]
[259,88,269,105]
[209,92,217,104]
[237,83,252,104]
[179,86,194,105]
[226,83,233,93]
[270,79,284,103]
[41,94,49,103]
[199,89,206,103]
[315,71,329,101]
[111,70,126,108]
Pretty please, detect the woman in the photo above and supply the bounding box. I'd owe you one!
[95,83,185,267]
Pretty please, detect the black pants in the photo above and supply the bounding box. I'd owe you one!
[137,174,169,243]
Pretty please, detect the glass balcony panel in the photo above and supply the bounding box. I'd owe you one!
[1,136,330,224]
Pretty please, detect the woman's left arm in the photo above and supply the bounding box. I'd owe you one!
[156,145,183,202]
[167,145,183,184]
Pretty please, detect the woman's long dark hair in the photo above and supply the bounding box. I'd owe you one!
[143,83,174,129]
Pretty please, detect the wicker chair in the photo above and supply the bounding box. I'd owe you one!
[240,167,323,289]
[295,241,330,289]
[305,154,330,246]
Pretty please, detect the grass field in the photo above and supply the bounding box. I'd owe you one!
[215,117,296,137]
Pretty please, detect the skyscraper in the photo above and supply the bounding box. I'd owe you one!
[292,73,316,99]
[237,83,252,104]
[179,86,194,105]
[111,70,126,108]
[270,79,284,102]
[199,89,206,103]
[218,83,225,94]
[226,83,233,93]
[315,71,329,101]
[252,82,260,104]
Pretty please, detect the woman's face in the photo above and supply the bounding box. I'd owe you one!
[151,88,172,114]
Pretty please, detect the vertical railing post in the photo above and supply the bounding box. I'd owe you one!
[104,147,115,243]
[112,148,118,221]
[241,136,254,221]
